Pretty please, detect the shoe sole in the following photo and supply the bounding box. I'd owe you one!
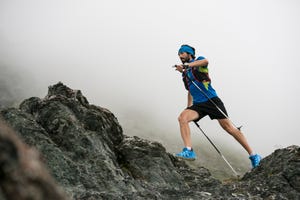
[174,154,196,161]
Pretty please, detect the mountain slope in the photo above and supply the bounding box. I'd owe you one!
[0,82,299,199]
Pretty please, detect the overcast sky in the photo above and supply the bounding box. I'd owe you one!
[1,0,299,157]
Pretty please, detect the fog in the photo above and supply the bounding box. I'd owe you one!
[1,0,299,162]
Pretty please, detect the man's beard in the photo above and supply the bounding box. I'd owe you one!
[180,57,189,64]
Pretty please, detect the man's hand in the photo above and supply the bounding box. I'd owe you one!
[175,64,189,73]
[175,65,184,73]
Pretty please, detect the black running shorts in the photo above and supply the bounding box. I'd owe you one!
[187,97,228,121]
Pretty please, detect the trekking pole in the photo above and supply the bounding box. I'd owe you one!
[172,65,242,130]
[193,121,239,177]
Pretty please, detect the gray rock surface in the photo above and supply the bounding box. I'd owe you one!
[0,82,299,199]
[0,117,68,200]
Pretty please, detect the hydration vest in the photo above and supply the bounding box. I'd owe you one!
[182,66,211,91]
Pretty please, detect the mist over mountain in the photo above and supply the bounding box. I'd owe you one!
[0,64,39,109]
[0,65,23,107]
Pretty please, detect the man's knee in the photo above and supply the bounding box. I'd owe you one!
[219,120,235,133]
[178,112,189,124]
[178,110,198,124]
[223,125,233,133]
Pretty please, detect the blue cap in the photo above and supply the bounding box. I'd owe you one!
[178,45,195,56]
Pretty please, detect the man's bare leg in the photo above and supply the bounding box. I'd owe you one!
[217,118,253,155]
[178,109,199,147]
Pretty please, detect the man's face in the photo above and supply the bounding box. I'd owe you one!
[179,52,191,64]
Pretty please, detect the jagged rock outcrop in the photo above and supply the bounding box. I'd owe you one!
[0,82,299,199]
[228,145,300,199]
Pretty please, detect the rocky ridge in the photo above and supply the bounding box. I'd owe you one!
[0,82,299,199]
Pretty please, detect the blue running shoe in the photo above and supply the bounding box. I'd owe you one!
[249,154,261,168]
[175,148,196,160]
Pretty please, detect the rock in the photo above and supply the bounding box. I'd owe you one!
[239,145,300,199]
[0,119,68,200]
[0,82,299,199]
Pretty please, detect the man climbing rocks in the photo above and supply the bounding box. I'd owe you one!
[174,44,261,168]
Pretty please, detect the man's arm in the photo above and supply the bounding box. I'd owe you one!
[187,91,193,107]
[186,58,208,68]
[175,58,208,72]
